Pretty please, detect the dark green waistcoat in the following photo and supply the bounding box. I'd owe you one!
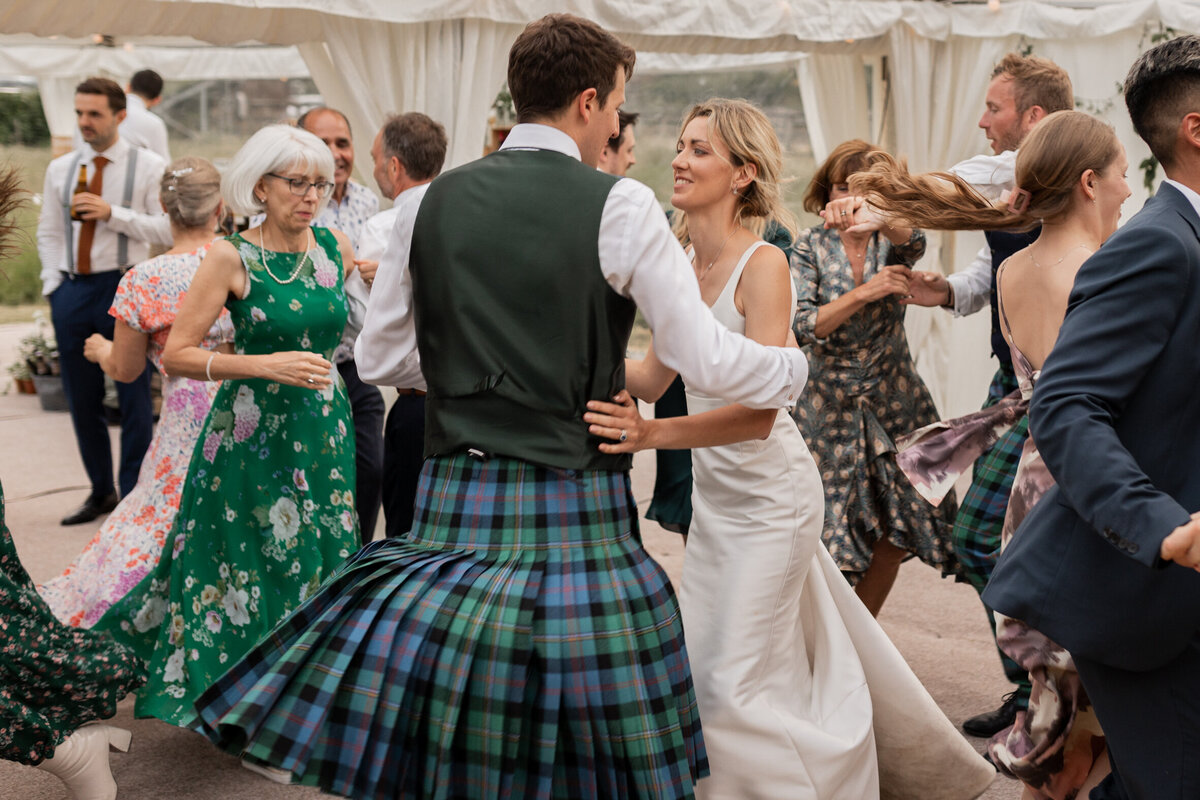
[409,148,636,471]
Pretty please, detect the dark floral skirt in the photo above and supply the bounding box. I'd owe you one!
[0,480,145,764]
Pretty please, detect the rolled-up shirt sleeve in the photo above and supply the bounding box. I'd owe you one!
[600,180,807,408]
[943,150,1017,317]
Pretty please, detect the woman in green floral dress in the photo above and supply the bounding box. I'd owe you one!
[94,125,361,727]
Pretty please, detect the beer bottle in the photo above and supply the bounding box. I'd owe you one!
[70,164,88,221]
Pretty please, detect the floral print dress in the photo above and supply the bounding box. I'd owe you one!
[0,478,144,764]
[93,226,360,727]
[790,227,958,583]
[40,246,233,628]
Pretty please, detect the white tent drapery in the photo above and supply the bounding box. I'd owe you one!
[0,33,310,146]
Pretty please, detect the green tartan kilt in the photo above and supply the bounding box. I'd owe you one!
[195,453,707,799]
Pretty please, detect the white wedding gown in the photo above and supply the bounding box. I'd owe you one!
[679,241,993,800]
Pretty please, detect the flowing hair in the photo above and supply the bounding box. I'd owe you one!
[671,98,797,246]
[850,111,1120,232]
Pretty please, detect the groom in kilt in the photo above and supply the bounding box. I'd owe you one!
[194,13,808,800]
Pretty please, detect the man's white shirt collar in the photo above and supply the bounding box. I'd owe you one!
[499,123,582,161]
[82,136,129,161]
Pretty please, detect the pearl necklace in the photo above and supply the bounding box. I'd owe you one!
[1027,242,1094,270]
[258,227,313,285]
[695,225,742,281]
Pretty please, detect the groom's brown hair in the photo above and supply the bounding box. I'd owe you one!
[507,14,635,124]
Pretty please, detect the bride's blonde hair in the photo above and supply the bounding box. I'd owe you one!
[671,98,797,246]
[850,111,1121,232]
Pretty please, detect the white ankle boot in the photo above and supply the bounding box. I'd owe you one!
[36,723,131,800]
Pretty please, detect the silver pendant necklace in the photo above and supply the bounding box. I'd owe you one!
[695,225,742,281]
[258,227,313,285]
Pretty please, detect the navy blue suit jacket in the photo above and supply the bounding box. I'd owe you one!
[983,183,1200,672]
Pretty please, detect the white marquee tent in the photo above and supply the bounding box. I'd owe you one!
[0,33,310,150]
[4,0,1200,415]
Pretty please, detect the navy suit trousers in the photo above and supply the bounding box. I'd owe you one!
[382,392,425,539]
[49,271,152,498]
[338,358,384,543]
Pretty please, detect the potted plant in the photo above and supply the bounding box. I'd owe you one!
[6,358,34,394]
[15,310,67,411]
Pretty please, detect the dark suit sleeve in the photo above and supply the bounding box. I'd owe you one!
[1029,216,1193,568]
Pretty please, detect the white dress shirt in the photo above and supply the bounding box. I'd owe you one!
[322,181,379,363]
[356,123,807,409]
[357,205,400,263]
[944,149,1018,316]
[37,136,171,296]
[120,95,171,163]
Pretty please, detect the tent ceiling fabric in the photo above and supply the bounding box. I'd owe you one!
[6,1,1200,49]
[0,34,309,79]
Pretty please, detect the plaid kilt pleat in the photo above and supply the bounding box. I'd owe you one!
[195,453,707,799]
[952,365,1030,591]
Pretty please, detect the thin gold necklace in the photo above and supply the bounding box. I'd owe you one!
[695,225,742,281]
[1027,242,1094,269]
[841,233,868,260]
[258,227,313,284]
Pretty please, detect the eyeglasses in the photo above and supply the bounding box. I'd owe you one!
[265,173,335,198]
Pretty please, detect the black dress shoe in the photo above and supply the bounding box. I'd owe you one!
[962,691,1021,738]
[61,492,118,526]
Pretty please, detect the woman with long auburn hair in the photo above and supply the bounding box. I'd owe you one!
[585,98,992,799]
[859,109,1131,800]
[789,139,957,617]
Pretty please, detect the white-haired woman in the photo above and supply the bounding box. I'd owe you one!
[40,157,235,629]
[90,125,362,728]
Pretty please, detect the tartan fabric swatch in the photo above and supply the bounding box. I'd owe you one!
[195,453,707,799]
[952,365,1030,592]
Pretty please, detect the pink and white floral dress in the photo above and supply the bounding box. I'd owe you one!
[40,245,232,628]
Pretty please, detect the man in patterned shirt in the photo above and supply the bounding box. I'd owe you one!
[298,107,385,541]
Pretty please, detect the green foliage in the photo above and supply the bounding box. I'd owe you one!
[1140,155,1159,196]
[0,203,44,305]
[0,92,50,146]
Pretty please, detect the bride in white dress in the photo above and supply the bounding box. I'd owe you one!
[584,98,993,800]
